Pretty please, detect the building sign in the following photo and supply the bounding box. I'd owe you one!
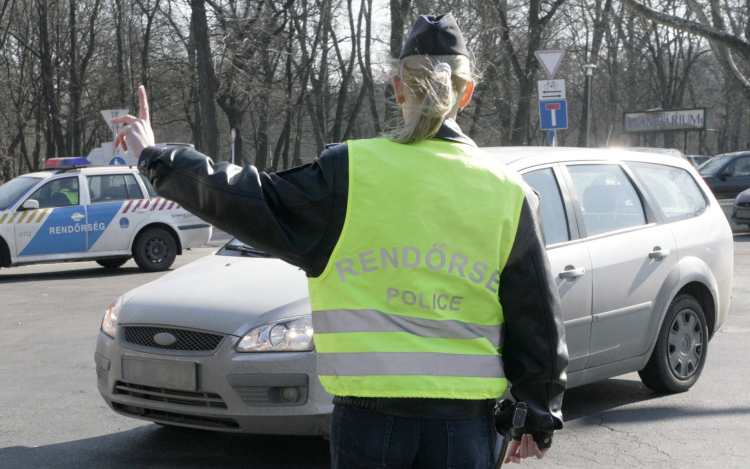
[623,108,713,133]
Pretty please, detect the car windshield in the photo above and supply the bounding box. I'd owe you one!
[699,156,729,175]
[0,177,43,211]
[219,238,272,257]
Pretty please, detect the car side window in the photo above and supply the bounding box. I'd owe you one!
[630,162,707,222]
[125,174,144,199]
[87,175,137,203]
[728,156,750,177]
[27,177,80,208]
[139,174,157,198]
[521,168,570,246]
[567,164,646,237]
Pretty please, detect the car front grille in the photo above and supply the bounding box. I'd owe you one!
[112,402,239,429]
[123,326,224,352]
[114,381,228,409]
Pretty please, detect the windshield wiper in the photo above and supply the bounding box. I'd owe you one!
[224,244,271,257]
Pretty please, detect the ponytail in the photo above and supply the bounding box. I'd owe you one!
[388,54,474,145]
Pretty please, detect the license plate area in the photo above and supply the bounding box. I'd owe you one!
[122,357,197,391]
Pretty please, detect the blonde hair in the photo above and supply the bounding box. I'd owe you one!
[389,54,474,144]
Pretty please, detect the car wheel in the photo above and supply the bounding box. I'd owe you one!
[639,294,709,393]
[96,258,130,269]
[133,227,177,272]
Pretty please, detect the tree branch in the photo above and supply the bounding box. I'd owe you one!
[620,0,750,62]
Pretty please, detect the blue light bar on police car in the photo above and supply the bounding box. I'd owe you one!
[44,157,91,169]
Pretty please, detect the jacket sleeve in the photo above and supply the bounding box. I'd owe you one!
[499,185,568,441]
[137,145,348,276]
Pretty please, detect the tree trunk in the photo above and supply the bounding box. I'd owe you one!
[385,0,411,129]
[37,0,65,159]
[576,0,612,147]
[190,0,220,157]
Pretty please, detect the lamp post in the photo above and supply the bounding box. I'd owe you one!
[583,64,597,147]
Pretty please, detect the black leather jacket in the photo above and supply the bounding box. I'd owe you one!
[138,120,568,440]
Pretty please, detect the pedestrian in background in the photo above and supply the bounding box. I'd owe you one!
[114,13,567,468]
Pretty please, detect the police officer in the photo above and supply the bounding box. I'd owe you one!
[114,14,567,468]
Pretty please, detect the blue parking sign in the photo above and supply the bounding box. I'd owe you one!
[539,99,568,130]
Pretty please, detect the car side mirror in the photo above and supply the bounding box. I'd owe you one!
[20,199,39,211]
[718,172,732,181]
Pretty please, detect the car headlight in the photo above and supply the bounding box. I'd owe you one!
[101,297,122,338]
[237,315,314,352]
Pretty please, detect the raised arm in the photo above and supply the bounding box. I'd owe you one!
[137,144,348,276]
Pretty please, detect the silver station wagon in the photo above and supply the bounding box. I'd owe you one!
[95,147,733,435]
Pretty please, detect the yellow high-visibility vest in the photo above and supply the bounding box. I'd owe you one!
[308,137,526,399]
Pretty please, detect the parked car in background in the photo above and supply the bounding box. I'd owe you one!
[95,147,733,436]
[731,188,750,227]
[0,158,211,272]
[686,155,711,168]
[699,151,750,198]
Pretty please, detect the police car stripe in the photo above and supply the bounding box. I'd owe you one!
[122,200,133,213]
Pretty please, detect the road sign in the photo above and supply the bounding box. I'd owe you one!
[538,79,566,101]
[535,50,566,79]
[539,99,568,130]
[100,109,129,134]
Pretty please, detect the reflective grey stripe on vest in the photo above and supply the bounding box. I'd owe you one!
[317,352,505,378]
[313,309,503,348]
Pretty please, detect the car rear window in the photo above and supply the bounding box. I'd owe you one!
[567,164,646,236]
[630,162,707,222]
[521,168,570,246]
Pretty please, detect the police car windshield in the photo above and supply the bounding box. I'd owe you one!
[698,156,728,175]
[0,177,42,211]
[220,238,272,257]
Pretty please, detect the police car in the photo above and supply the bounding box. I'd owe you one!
[0,158,211,272]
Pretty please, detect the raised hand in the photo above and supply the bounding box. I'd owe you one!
[111,85,155,159]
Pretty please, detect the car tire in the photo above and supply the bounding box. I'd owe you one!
[132,227,177,272]
[96,258,130,269]
[639,294,709,393]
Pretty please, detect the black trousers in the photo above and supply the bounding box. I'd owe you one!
[330,404,496,469]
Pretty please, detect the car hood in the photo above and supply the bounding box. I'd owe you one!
[119,253,311,336]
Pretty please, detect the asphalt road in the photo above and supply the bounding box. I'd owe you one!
[1,217,749,469]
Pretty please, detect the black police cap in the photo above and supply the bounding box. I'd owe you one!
[399,13,468,59]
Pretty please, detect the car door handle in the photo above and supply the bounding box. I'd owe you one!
[649,248,670,259]
[559,267,585,279]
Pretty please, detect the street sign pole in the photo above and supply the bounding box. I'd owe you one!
[231,128,236,165]
[536,50,567,144]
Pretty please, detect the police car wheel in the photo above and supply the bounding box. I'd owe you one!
[133,228,177,272]
[96,258,130,269]
[639,294,708,394]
